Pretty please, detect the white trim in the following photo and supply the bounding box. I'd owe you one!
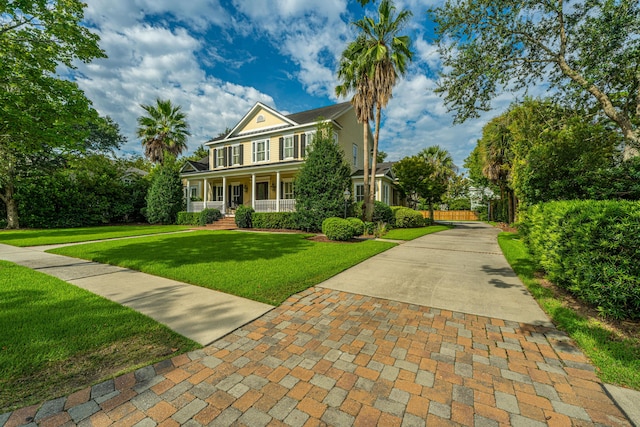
[252,138,270,163]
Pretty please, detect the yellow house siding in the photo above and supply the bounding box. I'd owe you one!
[240,109,287,133]
[335,108,366,172]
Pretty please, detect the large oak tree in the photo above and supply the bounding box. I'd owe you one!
[431,0,640,159]
[1,0,105,228]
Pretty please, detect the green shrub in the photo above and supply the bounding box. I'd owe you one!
[235,205,254,228]
[520,200,640,320]
[347,217,365,236]
[363,221,375,235]
[176,212,199,225]
[252,212,297,229]
[322,217,355,241]
[355,201,394,225]
[198,208,222,226]
[394,208,425,228]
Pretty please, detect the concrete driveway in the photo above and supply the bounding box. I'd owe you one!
[320,222,550,326]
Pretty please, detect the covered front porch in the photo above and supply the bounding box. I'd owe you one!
[185,170,297,214]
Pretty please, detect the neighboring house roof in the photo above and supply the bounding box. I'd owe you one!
[352,162,397,179]
[124,167,149,177]
[207,101,353,144]
[180,156,209,173]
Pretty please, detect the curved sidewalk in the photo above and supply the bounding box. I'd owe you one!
[0,243,272,346]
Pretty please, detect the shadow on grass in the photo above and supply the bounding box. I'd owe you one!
[71,231,316,269]
[498,232,640,389]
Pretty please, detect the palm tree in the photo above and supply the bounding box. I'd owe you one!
[136,99,191,165]
[480,115,515,222]
[419,146,457,221]
[336,36,375,217]
[336,0,413,220]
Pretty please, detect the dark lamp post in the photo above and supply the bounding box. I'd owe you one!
[343,189,351,219]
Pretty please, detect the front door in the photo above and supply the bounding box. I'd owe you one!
[228,185,243,208]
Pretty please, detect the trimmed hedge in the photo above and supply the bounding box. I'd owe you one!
[176,209,222,226]
[394,208,424,228]
[347,217,365,236]
[176,212,199,225]
[322,217,356,241]
[252,212,297,229]
[235,205,254,228]
[520,200,640,320]
[355,201,394,225]
[199,208,222,226]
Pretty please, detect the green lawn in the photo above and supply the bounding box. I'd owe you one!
[0,224,191,247]
[383,225,452,240]
[0,261,199,412]
[498,232,640,390]
[49,231,397,305]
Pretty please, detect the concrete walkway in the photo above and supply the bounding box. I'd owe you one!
[1,223,638,426]
[0,243,272,346]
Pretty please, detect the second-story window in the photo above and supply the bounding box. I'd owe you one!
[352,143,358,167]
[284,135,294,159]
[216,149,225,168]
[232,144,241,165]
[252,139,270,163]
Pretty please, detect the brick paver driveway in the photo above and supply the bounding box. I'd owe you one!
[5,288,630,427]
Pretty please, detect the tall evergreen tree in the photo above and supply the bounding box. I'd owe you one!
[294,123,352,232]
[145,156,184,224]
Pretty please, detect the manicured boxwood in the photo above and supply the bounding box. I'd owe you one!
[355,201,394,225]
[198,208,222,226]
[176,209,222,226]
[347,217,365,236]
[322,217,356,241]
[252,212,298,229]
[394,208,425,228]
[520,200,640,319]
[176,212,200,225]
[235,205,254,228]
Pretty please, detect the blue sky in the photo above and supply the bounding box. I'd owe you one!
[75,0,520,169]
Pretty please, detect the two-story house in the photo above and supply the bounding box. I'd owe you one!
[180,101,401,215]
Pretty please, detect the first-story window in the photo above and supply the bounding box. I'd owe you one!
[215,186,224,201]
[282,181,294,199]
[355,184,364,202]
[252,139,270,163]
[383,184,390,205]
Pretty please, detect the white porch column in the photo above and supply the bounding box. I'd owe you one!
[186,179,191,212]
[251,173,256,209]
[203,178,208,206]
[222,176,227,215]
[276,171,281,212]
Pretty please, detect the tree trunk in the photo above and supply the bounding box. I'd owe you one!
[429,202,434,223]
[362,121,372,221]
[2,180,19,229]
[368,105,383,220]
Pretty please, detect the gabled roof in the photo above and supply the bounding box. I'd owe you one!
[286,102,352,125]
[352,162,397,179]
[180,156,209,173]
[207,101,353,144]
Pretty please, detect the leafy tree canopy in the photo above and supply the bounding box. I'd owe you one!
[430,0,640,157]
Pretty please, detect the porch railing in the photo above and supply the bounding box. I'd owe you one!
[253,199,296,213]
[189,199,295,213]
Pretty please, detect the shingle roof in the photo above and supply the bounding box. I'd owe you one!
[185,156,209,172]
[286,101,352,125]
[352,162,396,178]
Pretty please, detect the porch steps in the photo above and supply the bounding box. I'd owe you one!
[204,216,237,230]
